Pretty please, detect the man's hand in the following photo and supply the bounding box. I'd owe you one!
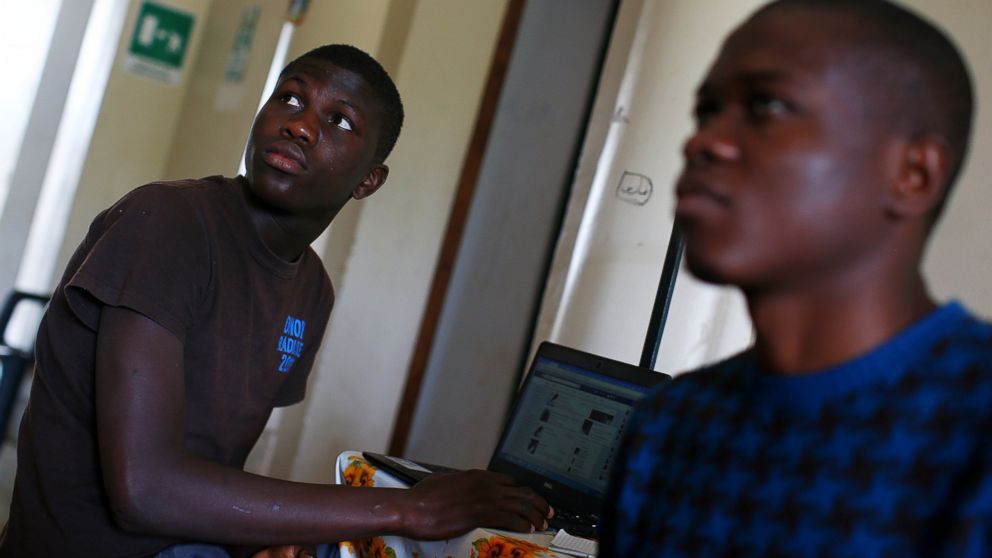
[398,470,552,540]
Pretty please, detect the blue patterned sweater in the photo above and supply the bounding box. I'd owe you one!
[600,302,992,557]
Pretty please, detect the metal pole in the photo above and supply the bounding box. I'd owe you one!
[639,221,684,370]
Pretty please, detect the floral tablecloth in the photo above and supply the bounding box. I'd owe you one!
[335,451,569,558]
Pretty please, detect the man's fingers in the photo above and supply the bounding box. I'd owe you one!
[489,486,550,531]
[495,485,551,514]
[480,508,540,534]
[402,468,554,538]
[473,469,517,486]
[474,472,554,531]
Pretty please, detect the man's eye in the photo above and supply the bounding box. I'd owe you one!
[693,100,720,125]
[280,93,302,108]
[747,94,789,119]
[329,113,354,131]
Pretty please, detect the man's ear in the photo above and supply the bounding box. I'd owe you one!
[885,136,952,220]
[352,164,389,200]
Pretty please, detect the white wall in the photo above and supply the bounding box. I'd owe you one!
[535,0,759,376]
[536,0,992,377]
[0,0,92,297]
[0,0,63,218]
[913,0,992,313]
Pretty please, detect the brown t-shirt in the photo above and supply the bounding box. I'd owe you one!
[0,176,333,557]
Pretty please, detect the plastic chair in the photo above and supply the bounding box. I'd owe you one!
[0,290,50,442]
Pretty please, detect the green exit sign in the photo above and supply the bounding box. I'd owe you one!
[124,1,195,84]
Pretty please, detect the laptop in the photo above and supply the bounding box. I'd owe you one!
[364,341,670,537]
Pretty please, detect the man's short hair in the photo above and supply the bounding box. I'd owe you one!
[756,0,975,216]
[282,44,404,162]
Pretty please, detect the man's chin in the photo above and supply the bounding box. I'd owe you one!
[683,253,734,287]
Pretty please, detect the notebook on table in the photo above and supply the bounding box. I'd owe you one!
[364,341,670,538]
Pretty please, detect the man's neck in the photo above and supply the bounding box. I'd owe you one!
[237,179,335,263]
[253,211,331,263]
[746,270,935,375]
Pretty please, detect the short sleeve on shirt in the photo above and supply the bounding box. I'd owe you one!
[64,183,210,340]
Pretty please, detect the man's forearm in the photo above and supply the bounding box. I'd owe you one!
[110,452,411,545]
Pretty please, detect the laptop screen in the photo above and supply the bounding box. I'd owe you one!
[492,351,661,499]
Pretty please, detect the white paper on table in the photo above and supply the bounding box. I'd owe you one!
[549,530,597,557]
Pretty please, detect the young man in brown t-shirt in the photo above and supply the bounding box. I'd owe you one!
[0,44,550,558]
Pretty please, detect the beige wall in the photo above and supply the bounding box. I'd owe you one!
[537,0,992,376]
[56,0,211,274]
[162,0,286,180]
[285,0,393,64]
[913,0,992,310]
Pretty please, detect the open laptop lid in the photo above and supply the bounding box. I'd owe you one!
[487,342,669,517]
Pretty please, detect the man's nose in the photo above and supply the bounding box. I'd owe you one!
[283,111,318,144]
[682,118,741,167]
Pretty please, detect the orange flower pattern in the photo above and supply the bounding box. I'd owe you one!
[342,536,397,558]
[339,459,393,558]
[471,535,547,558]
[343,457,377,488]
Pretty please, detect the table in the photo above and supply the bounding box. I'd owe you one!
[335,451,575,558]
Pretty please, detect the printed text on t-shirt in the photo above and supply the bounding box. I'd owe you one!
[277,315,306,373]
